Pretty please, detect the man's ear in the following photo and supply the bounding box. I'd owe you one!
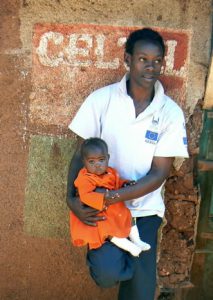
[108,154,110,160]
[124,52,131,67]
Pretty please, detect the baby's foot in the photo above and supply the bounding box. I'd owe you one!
[129,244,142,257]
[134,240,151,251]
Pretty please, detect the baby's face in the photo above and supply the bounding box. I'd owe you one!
[83,148,109,175]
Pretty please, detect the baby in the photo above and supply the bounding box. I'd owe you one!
[70,137,150,256]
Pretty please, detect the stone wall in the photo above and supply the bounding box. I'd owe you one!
[158,100,203,289]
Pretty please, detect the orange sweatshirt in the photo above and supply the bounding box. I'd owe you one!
[70,167,132,249]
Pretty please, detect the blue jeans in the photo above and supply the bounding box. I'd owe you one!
[87,215,162,300]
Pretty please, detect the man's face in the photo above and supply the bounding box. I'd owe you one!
[125,40,164,89]
[83,147,109,175]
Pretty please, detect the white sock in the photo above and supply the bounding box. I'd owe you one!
[111,237,142,257]
[129,225,151,251]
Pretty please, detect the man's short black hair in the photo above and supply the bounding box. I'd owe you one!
[125,27,165,57]
[81,138,108,159]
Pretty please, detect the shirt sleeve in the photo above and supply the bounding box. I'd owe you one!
[68,86,110,139]
[154,108,189,158]
[75,176,105,211]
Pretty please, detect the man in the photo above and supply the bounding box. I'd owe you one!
[67,28,188,300]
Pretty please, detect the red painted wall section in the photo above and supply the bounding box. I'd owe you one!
[30,23,190,129]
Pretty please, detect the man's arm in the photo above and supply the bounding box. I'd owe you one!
[66,137,83,205]
[66,136,106,226]
[106,157,174,204]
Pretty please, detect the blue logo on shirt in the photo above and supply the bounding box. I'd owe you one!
[183,137,188,145]
[145,130,158,141]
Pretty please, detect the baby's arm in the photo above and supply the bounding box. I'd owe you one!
[76,178,106,211]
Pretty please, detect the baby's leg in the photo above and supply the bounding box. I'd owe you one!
[129,218,151,251]
[110,236,142,257]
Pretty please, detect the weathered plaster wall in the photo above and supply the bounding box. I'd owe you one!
[0,0,212,299]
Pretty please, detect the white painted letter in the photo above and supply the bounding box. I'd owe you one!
[95,34,119,69]
[65,34,92,67]
[36,32,64,67]
[164,40,186,77]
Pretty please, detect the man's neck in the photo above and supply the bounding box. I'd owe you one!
[126,80,154,103]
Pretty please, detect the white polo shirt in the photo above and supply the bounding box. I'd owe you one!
[69,74,189,218]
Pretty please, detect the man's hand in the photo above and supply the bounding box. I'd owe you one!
[68,196,106,226]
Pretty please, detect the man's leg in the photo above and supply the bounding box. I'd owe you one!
[118,215,162,300]
[87,241,134,288]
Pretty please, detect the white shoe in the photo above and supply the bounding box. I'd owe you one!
[110,237,142,257]
[134,240,151,251]
[129,245,142,257]
[129,244,142,257]
[129,225,151,252]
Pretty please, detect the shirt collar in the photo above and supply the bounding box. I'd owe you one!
[118,73,129,94]
[118,73,167,114]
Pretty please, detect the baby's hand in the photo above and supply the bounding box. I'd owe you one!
[123,180,137,187]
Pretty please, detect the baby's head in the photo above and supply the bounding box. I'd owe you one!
[81,138,109,175]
